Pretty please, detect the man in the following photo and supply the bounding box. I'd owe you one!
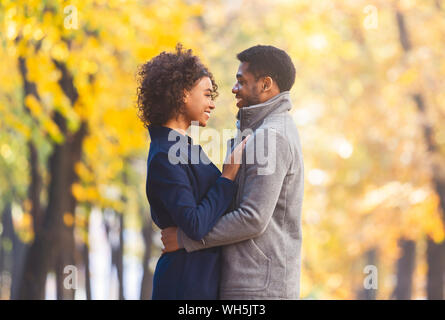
[161,45,304,299]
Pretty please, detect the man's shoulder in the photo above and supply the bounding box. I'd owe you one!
[259,105,294,127]
[257,113,298,144]
[257,112,302,166]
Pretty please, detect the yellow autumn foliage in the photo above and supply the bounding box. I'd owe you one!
[1,0,445,300]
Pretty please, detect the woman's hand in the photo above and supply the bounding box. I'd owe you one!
[221,135,251,181]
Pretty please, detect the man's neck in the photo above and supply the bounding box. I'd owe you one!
[257,88,281,106]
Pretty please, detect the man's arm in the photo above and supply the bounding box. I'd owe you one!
[179,129,293,252]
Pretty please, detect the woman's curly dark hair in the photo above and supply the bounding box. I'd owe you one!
[137,43,218,128]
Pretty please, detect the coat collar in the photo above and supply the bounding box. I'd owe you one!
[148,125,193,145]
[236,91,292,131]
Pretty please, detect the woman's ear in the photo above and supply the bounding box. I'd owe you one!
[183,89,190,104]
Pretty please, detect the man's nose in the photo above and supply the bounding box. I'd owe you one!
[232,83,238,94]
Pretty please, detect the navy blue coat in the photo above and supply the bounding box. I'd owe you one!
[146,125,235,299]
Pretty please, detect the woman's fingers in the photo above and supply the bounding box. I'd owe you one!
[232,134,250,164]
[221,134,252,180]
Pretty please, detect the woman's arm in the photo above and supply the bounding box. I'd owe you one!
[147,152,235,241]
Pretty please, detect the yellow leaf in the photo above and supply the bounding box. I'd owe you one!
[25,95,42,117]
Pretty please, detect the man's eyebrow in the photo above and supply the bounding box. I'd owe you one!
[236,73,243,79]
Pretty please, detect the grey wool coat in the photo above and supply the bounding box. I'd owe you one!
[178,91,304,299]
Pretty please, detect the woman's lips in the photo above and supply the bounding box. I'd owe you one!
[204,111,211,118]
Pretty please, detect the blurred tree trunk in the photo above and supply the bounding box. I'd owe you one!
[82,208,92,300]
[18,59,87,299]
[116,213,124,300]
[13,55,45,300]
[0,204,11,298]
[19,117,86,300]
[18,57,44,235]
[82,244,92,300]
[0,203,29,300]
[392,239,416,300]
[396,10,445,299]
[10,217,28,300]
[357,248,377,300]
[18,226,52,299]
[105,210,125,300]
[426,237,445,299]
[0,212,3,297]
[114,169,129,300]
[0,203,27,300]
[140,218,154,300]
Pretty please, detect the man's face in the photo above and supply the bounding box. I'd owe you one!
[232,62,262,108]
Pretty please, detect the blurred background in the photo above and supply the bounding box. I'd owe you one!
[1,0,445,300]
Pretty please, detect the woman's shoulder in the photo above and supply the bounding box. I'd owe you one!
[148,139,219,173]
[147,147,192,178]
[148,148,177,169]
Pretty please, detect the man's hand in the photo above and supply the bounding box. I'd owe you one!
[161,226,180,253]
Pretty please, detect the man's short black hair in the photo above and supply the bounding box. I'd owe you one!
[236,45,296,92]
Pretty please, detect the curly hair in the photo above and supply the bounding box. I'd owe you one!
[137,44,218,128]
[237,45,296,92]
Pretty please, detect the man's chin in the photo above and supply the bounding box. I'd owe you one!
[236,101,247,108]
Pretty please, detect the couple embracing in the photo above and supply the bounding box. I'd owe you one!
[137,44,304,300]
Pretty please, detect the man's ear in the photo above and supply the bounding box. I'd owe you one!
[262,77,273,92]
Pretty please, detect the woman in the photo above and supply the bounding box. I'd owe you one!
[137,44,247,299]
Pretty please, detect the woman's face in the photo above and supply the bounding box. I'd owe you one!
[183,76,215,127]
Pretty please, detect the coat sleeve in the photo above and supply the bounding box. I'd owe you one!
[178,129,293,252]
[147,152,236,241]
